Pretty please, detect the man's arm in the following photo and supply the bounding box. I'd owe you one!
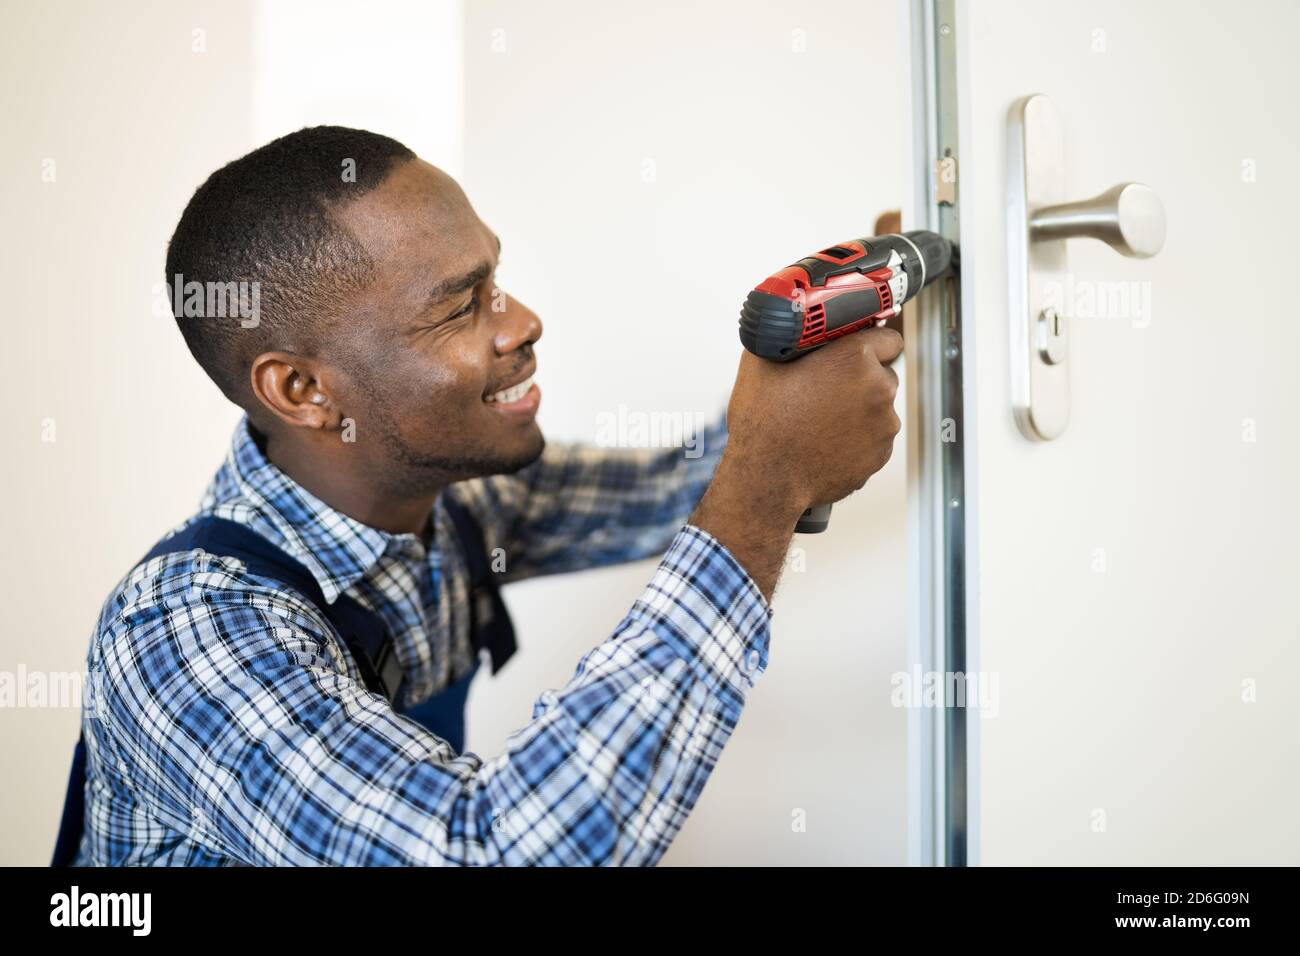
[88,526,772,867]
[87,327,902,866]
[454,412,728,583]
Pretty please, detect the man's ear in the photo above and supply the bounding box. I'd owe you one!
[249,351,343,430]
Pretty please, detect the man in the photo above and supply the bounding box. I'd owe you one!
[67,126,902,866]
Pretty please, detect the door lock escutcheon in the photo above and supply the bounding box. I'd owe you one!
[1007,93,1167,440]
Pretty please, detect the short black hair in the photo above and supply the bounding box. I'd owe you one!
[164,125,415,407]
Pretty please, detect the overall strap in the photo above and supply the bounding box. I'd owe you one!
[50,737,87,867]
[441,490,518,674]
[142,517,403,701]
[53,517,402,867]
[53,505,508,865]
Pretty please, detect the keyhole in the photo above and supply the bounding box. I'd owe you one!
[1038,307,1066,365]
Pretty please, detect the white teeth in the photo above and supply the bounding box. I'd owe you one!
[486,375,533,404]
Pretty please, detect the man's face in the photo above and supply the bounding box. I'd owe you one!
[325,158,544,490]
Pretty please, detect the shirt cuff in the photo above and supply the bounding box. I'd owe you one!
[625,524,772,721]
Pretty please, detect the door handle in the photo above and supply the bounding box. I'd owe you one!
[1007,94,1166,440]
[1031,182,1166,258]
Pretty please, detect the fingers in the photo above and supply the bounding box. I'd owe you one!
[878,312,905,340]
[874,209,903,235]
[881,362,899,391]
[863,326,904,367]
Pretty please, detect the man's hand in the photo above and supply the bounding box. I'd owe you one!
[691,328,904,600]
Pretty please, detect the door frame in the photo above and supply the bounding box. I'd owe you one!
[904,0,972,867]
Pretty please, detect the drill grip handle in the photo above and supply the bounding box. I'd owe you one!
[795,503,832,534]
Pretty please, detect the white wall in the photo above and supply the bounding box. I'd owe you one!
[461,0,911,865]
[250,0,464,177]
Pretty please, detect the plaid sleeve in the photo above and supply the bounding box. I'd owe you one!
[85,524,769,866]
[451,412,728,582]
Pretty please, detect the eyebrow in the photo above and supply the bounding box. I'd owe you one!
[421,235,502,310]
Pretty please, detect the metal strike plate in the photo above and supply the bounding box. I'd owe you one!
[1006,93,1166,441]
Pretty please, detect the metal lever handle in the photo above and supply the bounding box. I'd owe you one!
[1007,94,1168,442]
[1030,182,1166,258]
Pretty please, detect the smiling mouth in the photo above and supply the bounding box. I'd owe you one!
[482,372,541,420]
[484,373,535,404]
[483,361,538,403]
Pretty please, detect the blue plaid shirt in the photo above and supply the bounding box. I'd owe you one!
[76,416,771,865]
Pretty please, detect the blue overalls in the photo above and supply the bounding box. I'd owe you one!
[50,491,515,866]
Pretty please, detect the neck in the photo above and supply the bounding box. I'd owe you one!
[260,426,442,537]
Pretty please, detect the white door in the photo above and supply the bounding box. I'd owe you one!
[946,0,1300,864]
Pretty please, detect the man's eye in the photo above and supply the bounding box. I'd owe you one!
[449,296,478,321]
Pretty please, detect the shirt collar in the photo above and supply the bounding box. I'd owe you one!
[203,416,407,604]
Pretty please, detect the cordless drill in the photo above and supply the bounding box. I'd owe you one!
[738,230,955,533]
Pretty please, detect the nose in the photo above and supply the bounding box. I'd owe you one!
[492,292,543,354]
